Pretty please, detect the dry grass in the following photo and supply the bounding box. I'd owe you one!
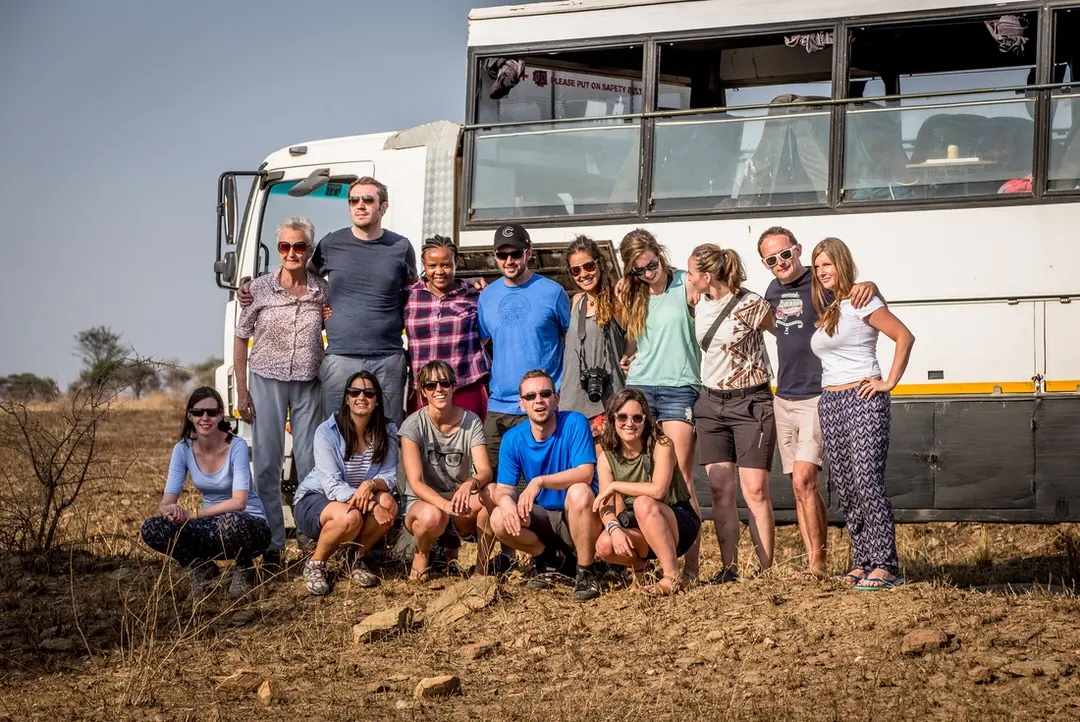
[0,408,1079,721]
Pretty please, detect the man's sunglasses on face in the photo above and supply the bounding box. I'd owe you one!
[521,389,555,401]
[348,194,379,206]
[763,247,797,268]
[496,249,525,262]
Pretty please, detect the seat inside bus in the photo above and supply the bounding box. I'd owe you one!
[844,103,918,201]
[909,113,1034,194]
[1051,122,1080,190]
[737,94,830,206]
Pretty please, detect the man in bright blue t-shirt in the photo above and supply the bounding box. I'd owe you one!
[490,370,601,602]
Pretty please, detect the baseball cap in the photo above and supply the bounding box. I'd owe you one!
[493,223,531,252]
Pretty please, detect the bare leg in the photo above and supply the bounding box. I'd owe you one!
[662,419,699,577]
[490,506,545,557]
[633,496,680,582]
[312,502,364,562]
[404,499,449,579]
[355,492,398,553]
[707,462,740,570]
[791,461,827,573]
[739,467,775,571]
[564,483,600,566]
[461,486,497,577]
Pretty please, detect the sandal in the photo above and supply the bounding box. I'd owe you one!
[643,577,681,597]
[408,567,431,583]
[856,575,905,591]
[833,570,867,585]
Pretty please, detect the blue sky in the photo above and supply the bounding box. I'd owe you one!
[0,0,510,386]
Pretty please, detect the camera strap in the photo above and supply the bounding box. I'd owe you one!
[576,294,597,370]
[700,289,747,353]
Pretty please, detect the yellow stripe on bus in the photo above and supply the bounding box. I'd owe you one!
[1045,380,1080,393]
[890,382,1036,396]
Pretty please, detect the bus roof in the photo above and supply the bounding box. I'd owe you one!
[467,0,1021,47]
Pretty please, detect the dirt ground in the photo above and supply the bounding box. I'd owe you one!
[1,403,1079,721]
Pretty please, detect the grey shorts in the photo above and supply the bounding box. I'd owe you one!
[695,385,777,470]
[528,506,575,555]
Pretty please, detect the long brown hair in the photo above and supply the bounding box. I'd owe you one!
[598,388,670,457]
[564,235,619,329]
[811,237,858,337]
[178,386,233,442]
[690,243,746,294]
[618,229,672,340]
[336,371,390,464]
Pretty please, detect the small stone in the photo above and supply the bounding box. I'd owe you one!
[528,646,548,657]
[1002,660,1070,678]
[366,682,391,694]
[459,640,499,661]
[256,680,273,706]
[741,671,765,686]
[388,674,410,683]
[152,713,168,722]
[901,629,948,655]
[968,666,994,684]
[352,607,414,644]
[705,630,724,642]
[215,669,263,693]
[763,637,777,649]
[504,674,522,684]
[422,577,498,627]
[394,700,414,710]
[39,638,74,652]
[414,675,463,699]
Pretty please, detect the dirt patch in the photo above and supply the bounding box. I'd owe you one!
[1,408,1078,721]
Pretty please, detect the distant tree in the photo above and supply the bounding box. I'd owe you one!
[0,374,60,403]
[122,360,162,399]
[190,357,223,389]
[75,326,129,389]
[159,359,193,395]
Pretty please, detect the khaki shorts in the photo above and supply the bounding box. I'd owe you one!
[773,395,824,474]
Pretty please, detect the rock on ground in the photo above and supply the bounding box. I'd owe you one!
[414,675,463,699]
[215,669,264,694]
[901,629,948,655]
[423,577,498,627]
[459,640,499,661]
[1002,660,1071,678]
[352,606,414,644]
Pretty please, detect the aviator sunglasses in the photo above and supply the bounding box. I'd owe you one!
[763,247,797,268]
[348,194,379,206]
[188,407,222,417]
[277,241,309,255]
[495,249,525,261]
[422,379,454,391]
[615,412,646,425]
[568,260,598,278]
[630,258,661,277]
[521,389,555,401]
[346,387,378,399]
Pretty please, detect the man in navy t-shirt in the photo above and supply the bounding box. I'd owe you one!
[489,370,601,602]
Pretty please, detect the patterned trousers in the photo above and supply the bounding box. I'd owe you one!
[141,512,271,568]
[818,388,899,574]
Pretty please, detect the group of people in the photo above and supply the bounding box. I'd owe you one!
[140,175,915,601]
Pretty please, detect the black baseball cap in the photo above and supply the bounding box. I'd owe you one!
[493,223,531,251]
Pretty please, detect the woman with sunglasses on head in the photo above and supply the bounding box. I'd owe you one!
[592,389,700,596]
[810,238,914,591]
[399,361,496,581]
[560,236,626,436]
[141,388,270,600]
[292,371,400,596]
[233,217,328,575]
[686,244,777,582]
[404,235,491,421]
[617,229,703,582]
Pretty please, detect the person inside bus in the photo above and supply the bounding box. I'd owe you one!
[399,361,496,582]
[488,370,603,602]
[810,237,914,590]
[593,389,701,596]
[559,235,627,435]
[233,216,328,575]
[140,387,269,600]
[404,235,491,421]
[617,229,703,582]
[686,244,777,582]
[293,371,399,596]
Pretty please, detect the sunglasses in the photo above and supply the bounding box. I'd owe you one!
[615,412,646,425]
[568,260,598,278]
[422,379,454,391]
[346,387,378,399]
[521,389,555,401]
[188,407,222,417]
[630,258,661,277]
[277,241,309,255]
[763,247,797,268]
[348,194,379,206]
[495,249,525,262]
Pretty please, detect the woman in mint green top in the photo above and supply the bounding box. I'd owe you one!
[617,229,702,579]
[593,389,701,596]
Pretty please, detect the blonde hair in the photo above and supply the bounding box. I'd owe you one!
[618,229,671,339]
[690,243,746,294]
[811,237,858,337]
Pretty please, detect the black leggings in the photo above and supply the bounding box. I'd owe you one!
[141,512,270,567]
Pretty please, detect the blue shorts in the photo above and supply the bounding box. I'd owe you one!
[294,492,332,541]
[628,385,699,425]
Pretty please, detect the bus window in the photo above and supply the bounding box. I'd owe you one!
[843,12,1037,202]
[651,33,832,211]
[470,46,645,219]
[1049,7,1080,192]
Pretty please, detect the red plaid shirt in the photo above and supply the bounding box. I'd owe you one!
[404,279,490,390]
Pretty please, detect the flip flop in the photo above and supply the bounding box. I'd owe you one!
[833,572,865,584]
[408,567,431,583]
[855,576,905,591]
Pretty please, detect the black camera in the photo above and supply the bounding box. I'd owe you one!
[617,509,637,529]
[580,367,610,403]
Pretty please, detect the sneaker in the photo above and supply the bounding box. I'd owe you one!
[709,567,740,585]
[350,558,380,588]
[486,552,517,577]
[570,565,601,602]
[303,559,330,596]
[189,563,221,600]
[260,549,284,576]
[228,566,256,599]
[525,548,562,590]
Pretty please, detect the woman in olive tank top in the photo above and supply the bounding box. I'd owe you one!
[593,389,702,596]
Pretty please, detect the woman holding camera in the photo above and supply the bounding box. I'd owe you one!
[593,389,700,596]
[560,236,626,434]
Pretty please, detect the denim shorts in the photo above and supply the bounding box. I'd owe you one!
[628,385,699,425]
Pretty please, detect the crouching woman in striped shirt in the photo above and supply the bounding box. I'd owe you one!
[293,371,400,596]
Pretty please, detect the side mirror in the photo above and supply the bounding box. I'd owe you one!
[219,174,239,245]
[214,251,237,283]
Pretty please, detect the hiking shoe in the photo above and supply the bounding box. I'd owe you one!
[487,552,517,577]
[303,559,330,596]
[709,567,740,584]
[260,549,284,577]
[228,566,256,599]
[570,565,601,602]
[189,563,221,600]
[526,548,562,590]
[350,559,380,588]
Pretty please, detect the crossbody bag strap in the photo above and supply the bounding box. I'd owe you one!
[699,289,747,353]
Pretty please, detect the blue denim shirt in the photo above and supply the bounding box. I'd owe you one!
[293,415,399,504]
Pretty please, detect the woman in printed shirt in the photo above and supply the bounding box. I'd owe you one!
[686,244,776,581]
[404,235,491,421]
[293,371,400,596]
[617,229,702,581]
[141,387,270,600]
[810,237,914,591]
[233,216,328,573]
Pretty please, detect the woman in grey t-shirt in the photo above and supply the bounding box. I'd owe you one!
[399,361,494,581]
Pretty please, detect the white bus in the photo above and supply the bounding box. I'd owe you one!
[214,0,1080,522]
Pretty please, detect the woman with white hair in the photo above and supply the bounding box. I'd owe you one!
[234,216,329,575]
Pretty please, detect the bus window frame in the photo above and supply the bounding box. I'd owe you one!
[460,1,1080,231]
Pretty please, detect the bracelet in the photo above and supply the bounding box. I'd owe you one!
[605,520,620,535]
